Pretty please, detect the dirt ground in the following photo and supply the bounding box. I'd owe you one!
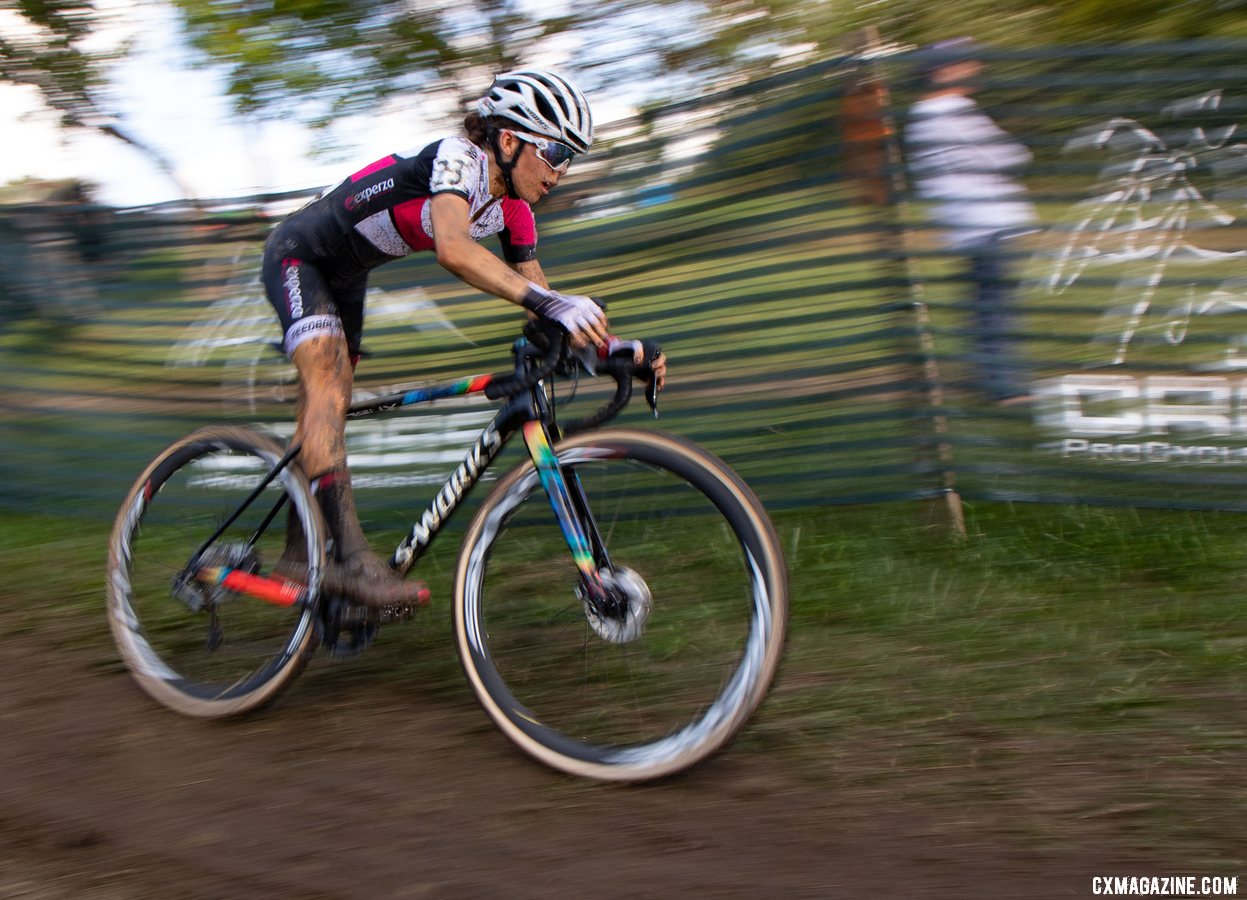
[0,633,1187,900]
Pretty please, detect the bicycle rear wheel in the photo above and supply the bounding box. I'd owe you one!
[107,425,326,717]
[454,428,787,782]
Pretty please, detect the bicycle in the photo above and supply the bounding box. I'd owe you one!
[106,321,789,782]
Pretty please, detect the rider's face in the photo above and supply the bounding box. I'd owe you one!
[503,134,564,205]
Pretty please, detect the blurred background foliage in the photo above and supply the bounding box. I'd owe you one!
[7,0,1247,157]
[5,38,1247,517]
[1,0,101,127]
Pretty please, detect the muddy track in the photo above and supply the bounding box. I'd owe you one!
[0,634,1167,899]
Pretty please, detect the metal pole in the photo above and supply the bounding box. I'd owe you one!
[846,26,966,536]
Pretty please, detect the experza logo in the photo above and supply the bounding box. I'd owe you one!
[345,178,395,210]
[283,262,303,317]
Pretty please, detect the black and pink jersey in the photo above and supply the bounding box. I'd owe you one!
[275,136,538,273]
[261,137,538,358]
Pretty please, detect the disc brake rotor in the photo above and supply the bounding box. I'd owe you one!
[583,566,653,644]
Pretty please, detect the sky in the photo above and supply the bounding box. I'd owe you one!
[0,0,615,207]
[3,4,359,205]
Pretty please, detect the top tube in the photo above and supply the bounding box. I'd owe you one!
[347,374,495,419]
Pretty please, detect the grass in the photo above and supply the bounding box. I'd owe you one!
[755,501,1245,865]
[3,498,1243,866]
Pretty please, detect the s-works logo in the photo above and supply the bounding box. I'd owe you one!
[345,178,396,211]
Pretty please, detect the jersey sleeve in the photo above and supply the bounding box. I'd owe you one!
[428,138,482,202]
[498,198,538,263]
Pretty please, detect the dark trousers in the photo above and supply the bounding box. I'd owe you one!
[968,235,1029,401]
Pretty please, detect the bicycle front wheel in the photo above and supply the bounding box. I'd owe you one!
[107,425,326,718]
[454,428,788,782]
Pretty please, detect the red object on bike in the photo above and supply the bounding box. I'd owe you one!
[216,568,305,607]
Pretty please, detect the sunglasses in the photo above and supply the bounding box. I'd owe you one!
[510,131,577,173]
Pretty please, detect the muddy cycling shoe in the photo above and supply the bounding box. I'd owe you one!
[274,551,430,611]
[322,550,431,610]
[272,469,430,610]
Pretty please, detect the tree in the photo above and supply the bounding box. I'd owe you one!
[1053,0,1247,41]
[1,0,103,129]
[817,0,1247,48]
[1,0,195,197]
[9,0,1247,193]
[168,0,458,127]
[170,0,578,126]
[164,0,837,129]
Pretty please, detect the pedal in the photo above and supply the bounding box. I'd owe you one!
[315,596,379,659]
[373,601,421,625]
[304,573,429,658]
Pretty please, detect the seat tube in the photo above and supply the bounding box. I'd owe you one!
[521,420,607,601]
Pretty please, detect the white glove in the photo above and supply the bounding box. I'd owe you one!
[520,285,604,335]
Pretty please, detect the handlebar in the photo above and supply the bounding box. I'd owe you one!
[482,320,566,401]
[483,319,661,434]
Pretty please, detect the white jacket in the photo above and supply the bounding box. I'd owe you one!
[905,93,1037,250]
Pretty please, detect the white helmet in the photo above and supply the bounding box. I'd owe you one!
[476,69,594,155]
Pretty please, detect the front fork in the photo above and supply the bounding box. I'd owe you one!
[521,420,613,607]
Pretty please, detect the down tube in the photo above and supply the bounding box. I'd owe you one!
[520,421,607,601]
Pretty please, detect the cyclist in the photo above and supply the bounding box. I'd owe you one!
[261,68,666,608]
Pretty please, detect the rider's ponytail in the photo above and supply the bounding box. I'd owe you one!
[464,113,510,148]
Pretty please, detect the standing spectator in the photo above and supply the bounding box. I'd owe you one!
[905,38,1037,405]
